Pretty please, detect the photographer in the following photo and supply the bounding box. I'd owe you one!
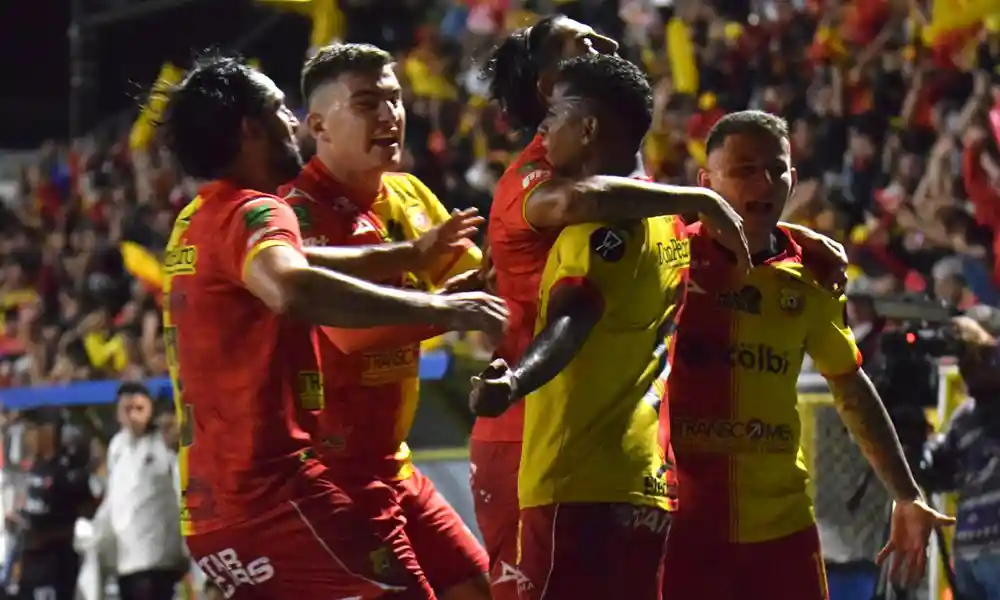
[923,306,1000,600]
[10,409,94,600]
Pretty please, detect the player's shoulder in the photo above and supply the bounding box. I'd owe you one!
[383,171,432,200]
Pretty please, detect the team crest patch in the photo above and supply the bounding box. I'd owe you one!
[778,287,805,315]
[408,207,429,230]
[590,227,626,262]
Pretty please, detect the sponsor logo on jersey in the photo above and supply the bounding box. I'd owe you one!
[242,202,273,230]
[360,344,420,386]
[197,548,276,598]
[676,339,795,375]
[521,168,550,190]
[296,371,324,410]
[302,235,329,247]
[656,238,690,266]
[717,285,762,314]
[164,245,197,275]
[674,417,795,453]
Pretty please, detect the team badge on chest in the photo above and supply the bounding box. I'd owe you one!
[778,287,805,315]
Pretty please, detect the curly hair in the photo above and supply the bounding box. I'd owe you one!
[157,51,271,180]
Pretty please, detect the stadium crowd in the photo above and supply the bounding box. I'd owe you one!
[0,0,999,389]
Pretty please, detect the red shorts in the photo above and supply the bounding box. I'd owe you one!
[185,485,434,600]
[469,440,521,600]
[518,503,671,600]
[662,522,829,600]
[393,467,489,592]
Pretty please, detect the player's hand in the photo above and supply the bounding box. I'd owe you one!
[469,358,517,417]
[699,192,751,276]
[877,498,956,588]
[438,292,508,342]
[414,208,484,267]
[782,222,848,294]
[438,269,484,294]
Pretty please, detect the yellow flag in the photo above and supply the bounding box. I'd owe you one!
[129,62,184,152]
[666,18,698,96]
[921,0,1000,43]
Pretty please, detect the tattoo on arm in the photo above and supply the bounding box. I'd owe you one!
[827,370,921,501]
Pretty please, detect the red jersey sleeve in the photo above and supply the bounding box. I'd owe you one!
[493,135,553,234]
[219,195,304,285]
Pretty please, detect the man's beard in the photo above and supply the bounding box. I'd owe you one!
[274,141,304,182]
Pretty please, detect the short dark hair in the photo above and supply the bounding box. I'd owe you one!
[554,54,652,151]
[705,110,790,155]
[158,51,273,180]
[301,43,393,103]
[117,381,151,399]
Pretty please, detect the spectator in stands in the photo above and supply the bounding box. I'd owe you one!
[10,409,94,600]
[924,306,1000,600]
[90,382,186,600]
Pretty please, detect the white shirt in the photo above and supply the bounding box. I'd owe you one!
[94,428,186,576]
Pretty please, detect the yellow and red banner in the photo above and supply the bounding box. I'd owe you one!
[129,62,184,152]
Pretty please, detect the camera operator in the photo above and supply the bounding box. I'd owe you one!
[11,408,95,600]
[922,305,1000,600]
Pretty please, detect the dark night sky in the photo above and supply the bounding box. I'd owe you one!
[0,0,311,148]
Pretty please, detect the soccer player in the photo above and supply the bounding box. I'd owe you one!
[283,43,490,600]
[662,110,955,600]
[474,17,842,598]
[470,54,685,600]
[158,53,506,599]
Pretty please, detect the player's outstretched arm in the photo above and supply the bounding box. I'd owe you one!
[469,284,601,418]
[303,208,483,282]
[827,370,955,586]
[244,244,507,338]
[524,176,750,273]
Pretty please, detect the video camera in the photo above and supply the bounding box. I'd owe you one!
[856,295,959,411]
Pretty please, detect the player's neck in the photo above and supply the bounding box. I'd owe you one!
[316,153,383,198]
[222,168,280,195]
[582,152,640,178]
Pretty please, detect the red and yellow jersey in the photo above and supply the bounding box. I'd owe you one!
[519,217,689,511]
[283,158,480,481]
[164,182,328,536]
[475,133,560,443]
[668,223,862,543]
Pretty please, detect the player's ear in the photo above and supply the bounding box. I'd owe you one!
[306,111,329,143]
[789,166,798,194]
[697,168,711,188]
[582,115,597,146]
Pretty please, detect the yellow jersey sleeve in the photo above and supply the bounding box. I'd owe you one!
[804,292,863,378]
[543,223,633,307]
[384,173,482,287]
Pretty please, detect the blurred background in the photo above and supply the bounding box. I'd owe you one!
[1,0,999,599]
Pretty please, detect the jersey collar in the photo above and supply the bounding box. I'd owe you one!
[301,157,387,211]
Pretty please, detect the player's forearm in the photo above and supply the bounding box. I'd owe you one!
[511,314,595,400]
[565,177,722,224]
[287,266,455,329]
[827,370,922,501]
[304,243,421,282]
